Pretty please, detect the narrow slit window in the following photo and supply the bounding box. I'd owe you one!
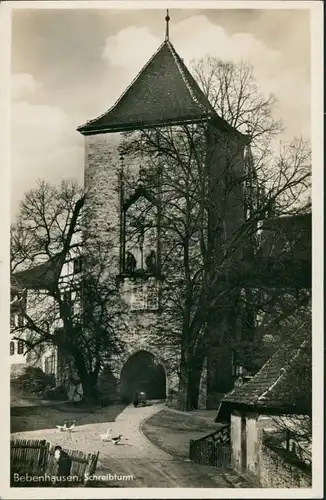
[17,340,24,355]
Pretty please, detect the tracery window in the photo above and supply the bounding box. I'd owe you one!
[120,183,161,278]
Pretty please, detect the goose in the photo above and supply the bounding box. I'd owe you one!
[67,420,76,432]
[100,428,112,442]
[56,421,68,432]
[111,434,123,445]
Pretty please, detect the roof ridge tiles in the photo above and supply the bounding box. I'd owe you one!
[166,41,210,116]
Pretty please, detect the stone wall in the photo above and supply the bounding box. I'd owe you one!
[259,443,312,488]
[230,410,312,487]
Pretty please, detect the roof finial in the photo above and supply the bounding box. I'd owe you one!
[165,9,170,41]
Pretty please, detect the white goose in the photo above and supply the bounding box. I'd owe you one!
[100,428,112,442]
[56,421,68,432]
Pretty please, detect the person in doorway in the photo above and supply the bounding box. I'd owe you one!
[133,390,139,407]
[54,445,72,486]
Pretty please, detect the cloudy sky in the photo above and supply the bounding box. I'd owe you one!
[11,7,311,219]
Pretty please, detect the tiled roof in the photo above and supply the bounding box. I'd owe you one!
[78,40,245,137]
[12,255,62,290]
[215,323,311,421]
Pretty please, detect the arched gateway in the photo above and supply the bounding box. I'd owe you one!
[120,350,167,402]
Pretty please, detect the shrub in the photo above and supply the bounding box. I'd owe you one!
[42,385,68,401]
[17,367,55,395]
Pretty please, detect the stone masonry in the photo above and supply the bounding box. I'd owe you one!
[84,132,180,402]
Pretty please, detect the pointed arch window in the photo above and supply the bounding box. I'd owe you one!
[120,185,161,278]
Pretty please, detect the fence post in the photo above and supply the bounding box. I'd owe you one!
[189,440,193,461]
[38,440,49,473]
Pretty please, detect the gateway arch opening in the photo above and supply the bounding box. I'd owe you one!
[120,350,166,402]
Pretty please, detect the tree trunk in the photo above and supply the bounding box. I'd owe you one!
[177,355,193,411]
[81,376,99,404]
[178,348,205,411]
[189,353,206,409]
[72,349,99,404]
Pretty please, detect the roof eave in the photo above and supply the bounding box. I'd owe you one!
[209,116,249,143]
[215,400,310,422]
[77,114,213,136]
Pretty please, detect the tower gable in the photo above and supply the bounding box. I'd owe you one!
[78,41,244,138]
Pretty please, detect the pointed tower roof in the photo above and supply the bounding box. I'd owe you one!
[77,39,245,138]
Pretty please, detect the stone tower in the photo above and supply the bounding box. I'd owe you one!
[77,17,248,408]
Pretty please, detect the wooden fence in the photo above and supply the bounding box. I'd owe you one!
[189,424,231,468]
[46,446,99,485]
[11,439,50,475]
[11,438,99,487]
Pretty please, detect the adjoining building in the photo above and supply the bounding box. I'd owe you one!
[10,252,82,399]
[215,322,311,487]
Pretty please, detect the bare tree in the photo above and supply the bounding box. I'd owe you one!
[191,58,283,142]
[269,322,312,466]
[11,180,126,403]
[118,58,311,410]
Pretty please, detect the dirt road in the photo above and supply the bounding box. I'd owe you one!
[11,402,233,487]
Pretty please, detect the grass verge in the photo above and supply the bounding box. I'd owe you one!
[141,408,222,459]
[11,402,127,433]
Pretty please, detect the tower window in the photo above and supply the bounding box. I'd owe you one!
[73,257,83,274]
[10,341,15,356]
[44,354,55,375]
[120,183,160,277]
[17,340,24,355]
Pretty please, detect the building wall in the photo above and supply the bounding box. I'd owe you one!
[10,361,26,378]
[84,132,121,264]
[84,127,246,407]
[10,337,27,367]
[230,411,242,469]
[230,411,260,475]
[84,131,187,404]
[205,126,246,401]
[230,411,311,487]
[246,413,259,475]
[110,310,180,398]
